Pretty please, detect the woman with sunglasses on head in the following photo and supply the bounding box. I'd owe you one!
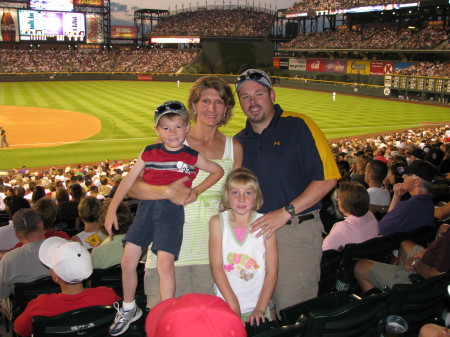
[104,100,223,336]
[129,76,243,310]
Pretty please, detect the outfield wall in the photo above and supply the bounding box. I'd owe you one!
[0,72,387,98]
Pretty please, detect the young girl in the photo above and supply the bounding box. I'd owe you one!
[209,168,278,326]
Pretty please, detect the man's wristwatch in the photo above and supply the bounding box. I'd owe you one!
[284,203,296,217]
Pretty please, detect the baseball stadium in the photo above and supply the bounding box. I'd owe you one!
[0,0,450,336]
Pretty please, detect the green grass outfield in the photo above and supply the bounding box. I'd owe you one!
[1,80,449,171]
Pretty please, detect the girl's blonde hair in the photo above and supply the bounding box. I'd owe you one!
[221,168,263,211]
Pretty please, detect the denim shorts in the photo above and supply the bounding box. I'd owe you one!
[123,199,184,260]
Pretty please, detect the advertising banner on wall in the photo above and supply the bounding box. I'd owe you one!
[325,59,347,73]
[74,0,104,6]
[370,61,395,75]
[347,60,370,75]
[111,25,138,39]
[394,62,415,73]
[0,8,18,42]
[289,58,306,71]
[306,59,325,72]
[86,13,104,44]
[273,57,280,69]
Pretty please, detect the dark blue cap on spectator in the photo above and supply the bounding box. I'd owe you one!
[399,160,436,183]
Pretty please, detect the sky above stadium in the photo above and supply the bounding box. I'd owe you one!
[111,0,296,25]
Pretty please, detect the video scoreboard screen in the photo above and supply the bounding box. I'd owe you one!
[29,0,74,12]
[18,9,85,42]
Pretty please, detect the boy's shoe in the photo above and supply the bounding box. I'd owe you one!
[109,302,143,336]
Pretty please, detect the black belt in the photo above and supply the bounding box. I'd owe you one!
[286,212,315,225]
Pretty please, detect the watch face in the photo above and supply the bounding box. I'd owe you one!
[285,204,295,215]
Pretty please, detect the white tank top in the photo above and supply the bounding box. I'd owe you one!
[215,210,266,314]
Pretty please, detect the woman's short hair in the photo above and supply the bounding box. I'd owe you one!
[221,168,263,211]
[98,198,134,237]
[55,187,70,204]
[337,181,369,217]
[33,197,57,230]
[187,76,235,127]
[78,196,102,223]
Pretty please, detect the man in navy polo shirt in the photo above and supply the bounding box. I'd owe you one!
[234,69,340,314]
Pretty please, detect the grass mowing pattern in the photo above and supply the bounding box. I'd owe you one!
[0,80,449,170]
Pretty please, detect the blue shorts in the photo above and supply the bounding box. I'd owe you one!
[123,199,184,260]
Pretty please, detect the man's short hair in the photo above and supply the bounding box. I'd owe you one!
[367,160,388,184]
[12,208,42,235]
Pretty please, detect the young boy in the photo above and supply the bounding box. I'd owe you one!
[105,100,224,336]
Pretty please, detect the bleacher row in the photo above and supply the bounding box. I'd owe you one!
[279,28,449,50]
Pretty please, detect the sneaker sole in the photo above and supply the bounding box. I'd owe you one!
[109,309,143,336]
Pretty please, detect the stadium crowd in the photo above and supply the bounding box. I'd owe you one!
[397,60,450,77]
[151,8,275,37]
[280,27,449,50]
[1,124,449,213]
[0,49,200,74]
[0,120,449,336]
[286,0,422,14]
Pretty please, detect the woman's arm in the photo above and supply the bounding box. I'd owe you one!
[247,233,278,326]
[187,154,224,203]
[127,175,191,205]
[209,214,241,317]
[232,138,243,169]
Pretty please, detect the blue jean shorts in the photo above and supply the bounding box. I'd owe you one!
[123,199,184,260]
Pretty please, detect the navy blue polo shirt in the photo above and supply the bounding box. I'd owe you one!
[235,104,339,214]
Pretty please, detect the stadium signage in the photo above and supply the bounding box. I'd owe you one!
[348,61,370,75]
[86,13,104,44]
[370,61,395,76]
[111,25,137,39]
[138,75,153,81]
[284,2,419,17]
[74,0,104,6]
[306,59,325,72]
[325,60,346,73]
[289,58,306,71]
[385,75,450,93]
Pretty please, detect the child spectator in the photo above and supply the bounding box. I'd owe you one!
[365,160,390,214]
[13,237,120,337]
[209,168,278,325]
[322,181,379,251]
[92,199,134,269]
[72,196,106,250]
[105,100,223,336]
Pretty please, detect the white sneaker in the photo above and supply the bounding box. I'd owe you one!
[109,302,143,336]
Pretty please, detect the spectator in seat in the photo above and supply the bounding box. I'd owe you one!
[13,237,120,337]
[378,160,435,236]
[91,199,135,269]
[365,160,390,214]
[0,209,50,317]
[354,223,450,292]
[0,196,30,252]
[322,181,379,251]
[72,196,106,250]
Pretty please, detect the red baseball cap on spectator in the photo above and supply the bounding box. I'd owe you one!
[146,293,246,337]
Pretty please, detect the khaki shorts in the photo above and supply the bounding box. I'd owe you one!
[369,244,423,290]
[145,264,214,308]
[273,210,323,314]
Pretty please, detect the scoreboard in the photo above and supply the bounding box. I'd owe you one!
[385,75,450,94]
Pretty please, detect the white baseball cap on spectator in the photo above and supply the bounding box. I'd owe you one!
[39,237,93,284]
